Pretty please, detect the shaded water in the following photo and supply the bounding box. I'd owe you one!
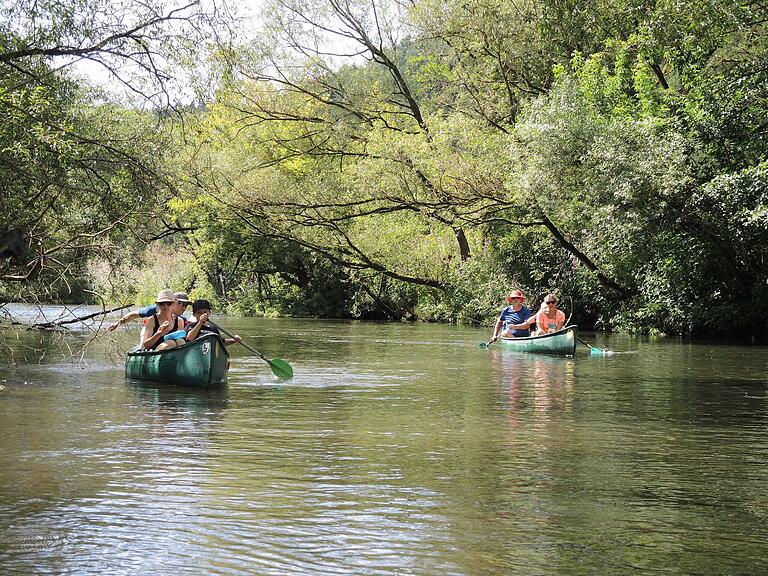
[1,308,767,575]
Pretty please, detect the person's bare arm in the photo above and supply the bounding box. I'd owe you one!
[107,310,140,331]
[185,312,209,341]
[491,319,504,341]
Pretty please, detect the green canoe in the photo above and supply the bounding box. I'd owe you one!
[500,325,577,356]
[125,333,230,389]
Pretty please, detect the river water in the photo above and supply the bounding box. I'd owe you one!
[1,307,767,575]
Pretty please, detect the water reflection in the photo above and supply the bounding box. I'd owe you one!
[491,348,576,423]
[2,316,768,576]
[127,380,229,414]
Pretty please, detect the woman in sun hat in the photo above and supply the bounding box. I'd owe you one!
[142,289,186,350]
[489,289,533,341]
[107,289,191,331]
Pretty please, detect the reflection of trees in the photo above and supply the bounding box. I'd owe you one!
[128,381,228,445]
[0,366,223,511]
[0,304,139,363]
[129,381,229,415]
[0,317,81,363]
[0,361,231,571]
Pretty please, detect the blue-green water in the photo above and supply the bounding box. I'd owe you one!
[1,307,767,575]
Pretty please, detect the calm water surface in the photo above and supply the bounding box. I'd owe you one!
[1,307,767,575]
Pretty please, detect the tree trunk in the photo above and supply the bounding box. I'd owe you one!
[539,213,636,298]
[455,227,471,261]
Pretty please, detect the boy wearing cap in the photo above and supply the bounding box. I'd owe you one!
[185,300,243,346]
[490,289,533,341]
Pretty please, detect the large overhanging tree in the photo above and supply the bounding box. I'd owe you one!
[502,1,768,332]
[176,0,768,333]
[179,0,642,300]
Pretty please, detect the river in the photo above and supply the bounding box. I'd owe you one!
[1,306,767,575]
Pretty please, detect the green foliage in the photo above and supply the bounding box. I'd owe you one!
[5,0,768,340]
[505,25,768,335]
[0,66,175,300]
[157,0,764,338]
[87,244,204,307]
[416,242,510,325]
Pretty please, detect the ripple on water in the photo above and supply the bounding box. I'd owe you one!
[2,317,768,575]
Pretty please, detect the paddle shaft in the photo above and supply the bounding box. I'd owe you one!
[209,321,269,362]
[209,321,294,379]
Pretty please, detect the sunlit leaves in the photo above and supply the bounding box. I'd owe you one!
[149,0,768,334]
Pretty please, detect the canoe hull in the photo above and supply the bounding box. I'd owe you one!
[500,325,577,356]
[125,333,230,389]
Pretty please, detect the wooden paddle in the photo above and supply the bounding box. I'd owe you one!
[209,321,294,379]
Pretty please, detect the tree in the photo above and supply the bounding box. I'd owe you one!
[0,0,230,106]
[505,26,768,333]
[177,0,636,313]
[0,0,234,303]
[203,0,480,267]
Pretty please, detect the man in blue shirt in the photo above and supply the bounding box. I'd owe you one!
[490,289,532,341]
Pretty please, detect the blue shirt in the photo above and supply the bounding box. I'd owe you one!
[498,306,532,337]
[139,304,157,317]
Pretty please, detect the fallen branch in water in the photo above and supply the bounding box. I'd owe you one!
[30,304,134,329]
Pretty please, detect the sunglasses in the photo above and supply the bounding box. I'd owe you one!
[545,300,558,304]
[157,301,173,306]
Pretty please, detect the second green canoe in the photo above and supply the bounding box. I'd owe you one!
[125,333,230,389]
[500,325,577,356]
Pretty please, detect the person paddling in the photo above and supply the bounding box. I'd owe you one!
[489,289,533,342]
[185,300,243,346]
[108,291,191,331]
